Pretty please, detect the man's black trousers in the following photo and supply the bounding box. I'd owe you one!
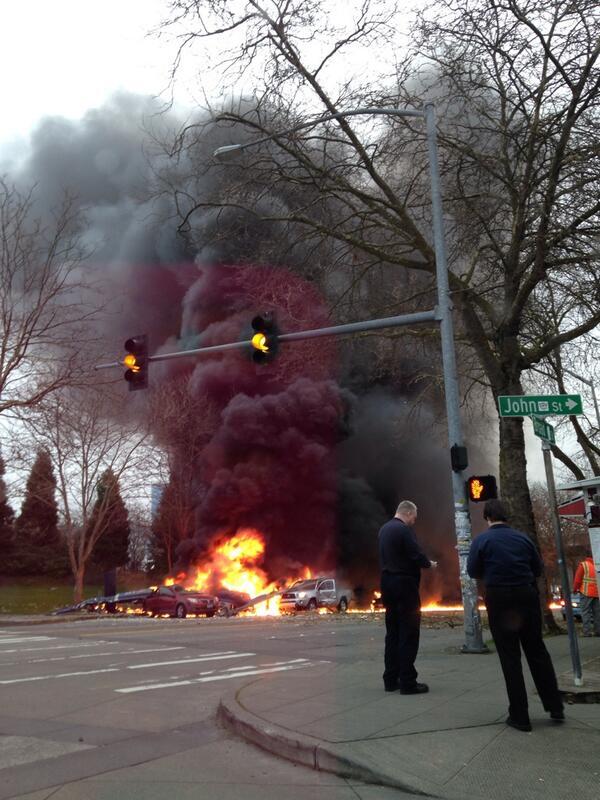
[381,572,421,689]
[485,584,562,722]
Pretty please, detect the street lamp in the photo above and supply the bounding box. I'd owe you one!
[214,104,487,653]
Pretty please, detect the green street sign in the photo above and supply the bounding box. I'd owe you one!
[532,416,555,444]
[498,394,583,417]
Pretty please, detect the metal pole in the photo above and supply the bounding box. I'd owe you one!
[592,385,600,430]
[561,367,600,429]
[213,107,423,158]
[95,310,438,370]
[424,103,486,653]
[541,439,583,686]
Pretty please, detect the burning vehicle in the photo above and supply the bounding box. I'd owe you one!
[163,528,317,616]
[215,589,252,616]
[142,585,219,618]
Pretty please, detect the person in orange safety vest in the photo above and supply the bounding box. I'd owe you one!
[573,556,600,637]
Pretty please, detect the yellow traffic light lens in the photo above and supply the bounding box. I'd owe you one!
[251,333,269,353]
[123,354,137,368]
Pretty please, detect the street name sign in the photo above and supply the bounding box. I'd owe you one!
[531,416,555,444]
[498,394,583,417]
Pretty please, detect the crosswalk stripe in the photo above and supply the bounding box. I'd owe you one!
[0,650,256,684]
[115,661,317,693]
[0,636,56,645]
[0,668,120,684]
[0,645,186,668]
[0,641,112,654]
[127,652,254,670]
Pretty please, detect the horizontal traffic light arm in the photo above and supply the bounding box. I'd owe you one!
[95,308,439,370]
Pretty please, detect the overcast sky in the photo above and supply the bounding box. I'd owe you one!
[0,0,178,148]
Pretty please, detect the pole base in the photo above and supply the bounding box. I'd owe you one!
[574,676,584,687]
[460,644,490,654]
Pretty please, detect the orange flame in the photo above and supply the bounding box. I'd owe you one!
[165,528,310,616]
[370,592,563,614]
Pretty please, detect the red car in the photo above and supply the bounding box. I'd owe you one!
[142,585,219,618]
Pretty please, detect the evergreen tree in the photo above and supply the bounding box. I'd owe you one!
[14,450,64,575]
[149,476,195,575]
[90,469,130,571]
[0,450,15,568]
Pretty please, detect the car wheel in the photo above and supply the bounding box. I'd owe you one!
[338,597,348,612]
[307,599,317,611]
[175,604,187,619]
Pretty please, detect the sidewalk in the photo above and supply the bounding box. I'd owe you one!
[219,629,600,800]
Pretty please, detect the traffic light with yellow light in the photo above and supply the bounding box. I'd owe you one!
[250,313,279,364]
[123,335,148,390]
[466,475,498,503]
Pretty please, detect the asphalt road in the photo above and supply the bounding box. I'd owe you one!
[0,612,426,800]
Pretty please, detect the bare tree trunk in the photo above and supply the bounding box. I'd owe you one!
[73,566,85,604]
[498,416,536,534]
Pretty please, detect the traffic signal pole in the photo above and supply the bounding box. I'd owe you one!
[95,309,439,371]
[424,103,486,653]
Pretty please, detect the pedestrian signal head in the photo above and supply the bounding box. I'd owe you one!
[123,335,148,390]
[466,475,498,502]
[250,313,279,364]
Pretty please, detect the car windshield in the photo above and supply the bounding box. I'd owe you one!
[290,580,318,590]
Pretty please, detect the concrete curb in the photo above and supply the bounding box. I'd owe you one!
[560,686,600,703]
[217,691,439,797]
[558,658,600,703]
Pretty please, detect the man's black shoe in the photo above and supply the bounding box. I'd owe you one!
[550,709,565,722]
[399,682,429,695]
[384,683,400,692]
[506,716,532,732]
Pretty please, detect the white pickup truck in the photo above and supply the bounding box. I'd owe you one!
[279,577,352,613]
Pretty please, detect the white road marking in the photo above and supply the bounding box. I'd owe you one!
[0,645,187,668]
[258,658,309,668]
[126,652,255,670]
[116,661,317,693]
[122,647,187,655]
[0,637,56,645]
[221,664,257,671]
[0,668,120,684]
[218,658,310,673]
[0,641,112,654]
[0,650,257,684]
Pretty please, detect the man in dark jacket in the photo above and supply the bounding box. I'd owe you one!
[467,498,564,732]
[378,500,435,694]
